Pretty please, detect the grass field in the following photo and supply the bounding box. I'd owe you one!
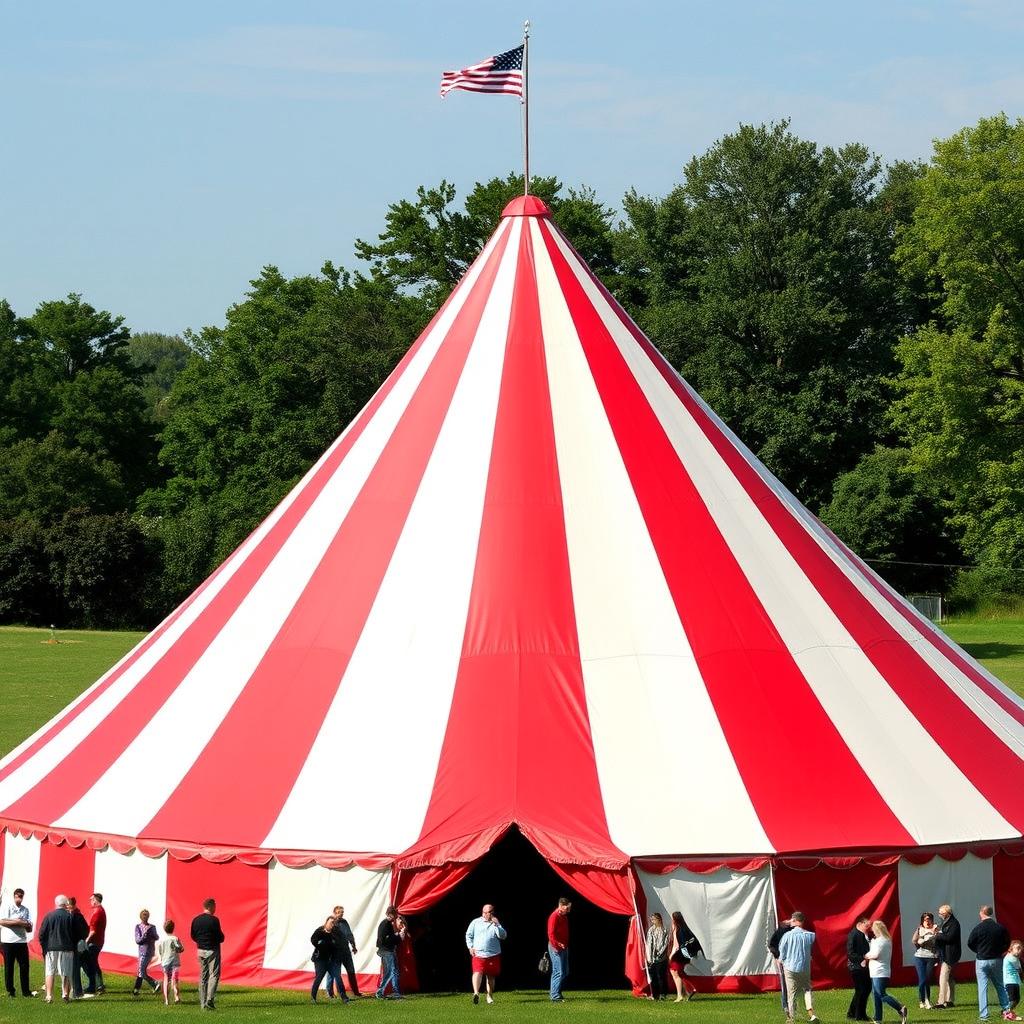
[0,967,1004,1024]
[1,622,1022,1020]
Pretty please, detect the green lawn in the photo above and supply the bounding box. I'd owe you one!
[0,964,1001,1024]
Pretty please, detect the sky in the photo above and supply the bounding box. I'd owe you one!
[3,0,1024,337]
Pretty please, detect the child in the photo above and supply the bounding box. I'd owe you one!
[133,909,161,995]
[1005,939,1023,1011]
[156,920,185,1006]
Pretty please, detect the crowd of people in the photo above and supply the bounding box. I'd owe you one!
[761,902,1024,1023]
[6,880,1024,1016]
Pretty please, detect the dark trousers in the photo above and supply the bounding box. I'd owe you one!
[847,965,871,1019]
[82,943,104,993]
[2,942,31,996]
[312,959,343,1001]
[327,951,359,998]
[648,958,668,999]
[70,950,83,998]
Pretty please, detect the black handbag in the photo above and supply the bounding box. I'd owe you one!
[538,951,551,973]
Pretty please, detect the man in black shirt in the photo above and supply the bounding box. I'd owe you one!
[375,906,407,999]
[967,905,1021,1021]
[845,915,872,1021]
[38,895,76,1004]
[934,903,961,1008]
[190,898,225,1010]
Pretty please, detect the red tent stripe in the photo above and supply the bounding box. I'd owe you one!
[594,279,1024,836]
[536,219,915,852]
[0,225,513,829]
[413,219,623,866]
[139,220,517,848]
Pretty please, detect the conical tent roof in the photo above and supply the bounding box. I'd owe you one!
[2,196,1024,870]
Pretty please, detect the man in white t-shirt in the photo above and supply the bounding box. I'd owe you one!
[1,888,37,998]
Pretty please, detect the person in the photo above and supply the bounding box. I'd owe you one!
[310,916,344,1003]
[156,920,184,1006]
[0,886,36,998]
[669,910,702,1002]
[38,895,76,1004]
[911,911,938,1009]
[327,905,360,1000]
[645,912,669,1001]
[466,903,507,1004]
[1006,940,1024,1014]
[547,897,571,1003]
[375,905,407,999]
[933,903,961,1009]
[863,920,908,1023]
[82,892,106,996]
[66,897,88,999]
[190,897,225,1010]
[133,908,161,996]
[967,904,1022,1021]
[778,911,818,1023]
[846,915,872,1021]
[769,916,794,1016]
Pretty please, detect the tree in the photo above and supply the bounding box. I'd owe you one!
[144,265,426,602]
[891,115,1024,576]
[355,173,619,310]
[617,122,922,509]
[128,332,194,423]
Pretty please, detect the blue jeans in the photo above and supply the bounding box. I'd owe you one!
[549,944,568,1001]
[977,958,1011,1019]
[376,951,400,997]
[325,957,350,999]
[311,959,343,1001]
[914,956,934,1002]
[776,961,788,1013]
[872,977,903,1020]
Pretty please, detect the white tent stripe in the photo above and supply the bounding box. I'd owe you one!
[544,227,1015,848]
[531,221,773,856]
[263,220,524,854]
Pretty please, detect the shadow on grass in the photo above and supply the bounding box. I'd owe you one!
[958,641,1024,661]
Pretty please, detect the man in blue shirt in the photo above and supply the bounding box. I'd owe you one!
[778,911,819,1023]
[465,904,507,1005]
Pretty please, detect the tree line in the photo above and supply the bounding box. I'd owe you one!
[2,114,1022,629]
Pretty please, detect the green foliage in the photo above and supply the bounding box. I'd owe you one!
[618,122,920,508]
[820,445,959,592]
[355,173,619,310]
[144,265,426,603]
[892,115,1024,576]
[128,331,194,422]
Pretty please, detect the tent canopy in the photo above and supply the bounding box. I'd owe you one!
[2,195,1024,872]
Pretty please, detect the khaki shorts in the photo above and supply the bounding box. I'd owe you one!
[44,950,74,977]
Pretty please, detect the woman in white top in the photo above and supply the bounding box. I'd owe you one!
[911,911,938,1009]
[864,920,908,1023]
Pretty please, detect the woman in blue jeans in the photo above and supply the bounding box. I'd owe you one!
[912,912,939,1009]
[865,920,909,1022]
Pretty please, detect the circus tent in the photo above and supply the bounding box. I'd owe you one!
[3,195,1024,993]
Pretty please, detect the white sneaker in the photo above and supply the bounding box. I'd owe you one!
[486,996,494,1005]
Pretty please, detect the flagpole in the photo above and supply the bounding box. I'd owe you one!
[523,19,530,196]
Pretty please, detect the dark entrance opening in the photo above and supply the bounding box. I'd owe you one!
[406,826,630,993]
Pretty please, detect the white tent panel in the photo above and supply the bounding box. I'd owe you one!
[94,847,167,957]
[264,859,390,975]
[638,863,775,977]
[897,854,992,966]
[1,831,40,917]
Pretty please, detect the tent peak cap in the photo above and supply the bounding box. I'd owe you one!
[501,195,551,218]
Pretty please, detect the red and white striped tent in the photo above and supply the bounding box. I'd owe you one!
[3,195,1024,993]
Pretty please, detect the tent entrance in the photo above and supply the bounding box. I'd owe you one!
[406,826,630,993]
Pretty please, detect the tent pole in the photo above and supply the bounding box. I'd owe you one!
[523,20,530,195]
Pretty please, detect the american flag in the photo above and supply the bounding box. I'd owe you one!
[440,45,524,98]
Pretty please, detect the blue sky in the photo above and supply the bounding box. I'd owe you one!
[3,0,1023,336]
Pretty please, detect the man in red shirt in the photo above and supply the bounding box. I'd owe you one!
[546,898,572,1002]
[82,893,106,997]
